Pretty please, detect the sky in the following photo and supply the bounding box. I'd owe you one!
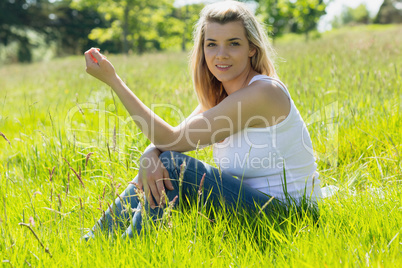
[174,0,385,32]
[318,0,384,31]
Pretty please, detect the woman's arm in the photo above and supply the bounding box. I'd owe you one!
[137,104,203,207]
[85,48,289,152]
[141,103,203,154]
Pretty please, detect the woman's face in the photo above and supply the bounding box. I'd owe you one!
[203,21,256,89]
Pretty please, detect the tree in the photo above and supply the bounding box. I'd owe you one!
[0,0,54,62]
[50,0,111,55]
[331,4,370,28]
[256,0,327,41]
[256,0,293,40]
[374,0,402,24]
[289,0,327,41]
[171,3,204,51]
[71,0,187,54]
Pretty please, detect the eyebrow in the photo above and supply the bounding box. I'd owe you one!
[205,38,242,42]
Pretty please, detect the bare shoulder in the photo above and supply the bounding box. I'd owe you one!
[244,79,291,127]
[247,79,289,102]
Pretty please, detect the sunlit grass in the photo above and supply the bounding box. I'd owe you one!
[0,25,401,266]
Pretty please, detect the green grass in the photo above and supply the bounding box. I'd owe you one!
[0,25,401,266]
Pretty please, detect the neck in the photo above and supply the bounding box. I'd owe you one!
[222,66,258,95]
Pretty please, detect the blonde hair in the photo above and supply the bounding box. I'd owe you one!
[190,0,278,110]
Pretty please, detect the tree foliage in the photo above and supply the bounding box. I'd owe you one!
[71,0,203,54]
[374,0,402,24]
[0,0,54,62]
[0,0,108,62]
[331,4,371,28]
[0,0,204,62]
[256,0,326,41]
[1,0,330,62]
[50,0,110,55]
[171,4,204,52]
[289,0,326,39]
[256,0,291,39]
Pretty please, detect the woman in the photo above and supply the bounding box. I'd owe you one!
[83,0,322,239]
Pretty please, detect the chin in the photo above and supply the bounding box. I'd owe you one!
[216,75,236,83]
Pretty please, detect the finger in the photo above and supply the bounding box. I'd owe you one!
[163,169,174,190]
[155,178,165,206]
[84,52,90,65]
[84,48,99,55]
[84,55,98,74]
[90,53,98,64]
[89,47,100,53]
[84,51,99,67]
[144,183,156,208]
[95,48,107,59]
[148,181,160,209]
[90,48,103,63]
[137,177,143,190]
[84,52,93,65]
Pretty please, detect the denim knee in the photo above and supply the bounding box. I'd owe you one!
[159,151,183,173]
[158,151,180,187]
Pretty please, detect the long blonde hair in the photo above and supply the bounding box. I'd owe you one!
[191,0,278,110]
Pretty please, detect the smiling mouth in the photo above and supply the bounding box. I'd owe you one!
[216,65,232,71]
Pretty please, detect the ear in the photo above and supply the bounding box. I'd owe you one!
[249,47,256,57]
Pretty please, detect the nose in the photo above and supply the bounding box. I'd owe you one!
[216,45,229,60]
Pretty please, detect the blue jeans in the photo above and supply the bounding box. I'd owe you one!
[86,151,282,239]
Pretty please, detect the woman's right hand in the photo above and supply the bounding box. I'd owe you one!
[84,48,119,87]
[137,149,174,208]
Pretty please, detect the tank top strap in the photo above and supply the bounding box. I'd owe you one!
[249,75,291,99]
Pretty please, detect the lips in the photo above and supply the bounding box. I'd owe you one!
[216,64,232,71]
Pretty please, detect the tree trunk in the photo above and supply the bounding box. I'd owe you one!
[181,5,189,52]
[122,3,129,54]
[138,35,145,54]
[181,31,186,52]
[305,31,309,42]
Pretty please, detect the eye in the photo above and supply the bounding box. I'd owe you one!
[206,42,216,47]
[230,42,240,46]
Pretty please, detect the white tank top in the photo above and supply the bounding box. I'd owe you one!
[213,75,322,202]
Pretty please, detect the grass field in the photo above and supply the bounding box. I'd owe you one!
[0,25,401,267]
